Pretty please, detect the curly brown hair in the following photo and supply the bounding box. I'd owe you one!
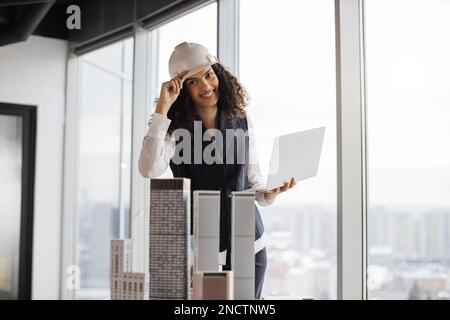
[167,63,248,134]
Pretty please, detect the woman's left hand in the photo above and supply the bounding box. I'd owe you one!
[263,177,297,202]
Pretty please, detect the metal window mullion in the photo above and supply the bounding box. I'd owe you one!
[60,54,82,300]
[218,0,239,77]
[360,0,368,301]
[118,41,126,240]
[130,26,151,273]
[142,29,161,275]
[335,0,367,300]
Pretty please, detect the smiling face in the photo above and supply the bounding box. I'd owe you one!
[184,65,219,109]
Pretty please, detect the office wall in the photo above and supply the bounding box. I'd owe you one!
[0,36,68,299]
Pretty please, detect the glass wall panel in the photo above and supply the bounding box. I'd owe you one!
[240,0,337,299]
[76,38,134,299]
[366,0,450,300]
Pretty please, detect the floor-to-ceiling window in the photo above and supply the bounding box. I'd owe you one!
[366,0,450,299]
[147,2,218,178]
[240,0,337,299]
[75,38,134,299]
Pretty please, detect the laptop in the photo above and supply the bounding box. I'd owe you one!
[243,126,326,193]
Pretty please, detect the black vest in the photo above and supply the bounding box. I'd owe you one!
[169,108,264,253]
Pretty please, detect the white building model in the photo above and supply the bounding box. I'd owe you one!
[193,190,221,272]
[231,191,256,299]
[110,239,149,300]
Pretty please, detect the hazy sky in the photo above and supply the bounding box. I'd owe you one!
[365,0,450,208]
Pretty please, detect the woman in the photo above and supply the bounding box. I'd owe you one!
[139,42,296,299]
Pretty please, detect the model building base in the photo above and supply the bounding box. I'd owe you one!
[193,271,233,300]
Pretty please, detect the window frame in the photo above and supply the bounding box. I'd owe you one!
[335,0,368,300]
[0,102,36,300]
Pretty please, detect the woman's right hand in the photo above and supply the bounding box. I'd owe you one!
[155,70,189,116]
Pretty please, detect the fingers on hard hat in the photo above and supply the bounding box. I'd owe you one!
[176,77,183,89]
[178,70,190,81]
[169,79,177,92]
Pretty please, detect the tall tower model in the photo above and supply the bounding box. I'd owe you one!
[193,190,221,272]
[231,191,256,299]
[111,239,133,300]
[149,178,192,300]
[111,239,133,275]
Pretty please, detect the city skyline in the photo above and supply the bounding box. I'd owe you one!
[261,204,450,299]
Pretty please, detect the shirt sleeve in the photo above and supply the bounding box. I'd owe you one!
[247,115,275,207]
[138,112,176,178]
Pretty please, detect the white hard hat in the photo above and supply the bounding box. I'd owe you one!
[168,42,218,79]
